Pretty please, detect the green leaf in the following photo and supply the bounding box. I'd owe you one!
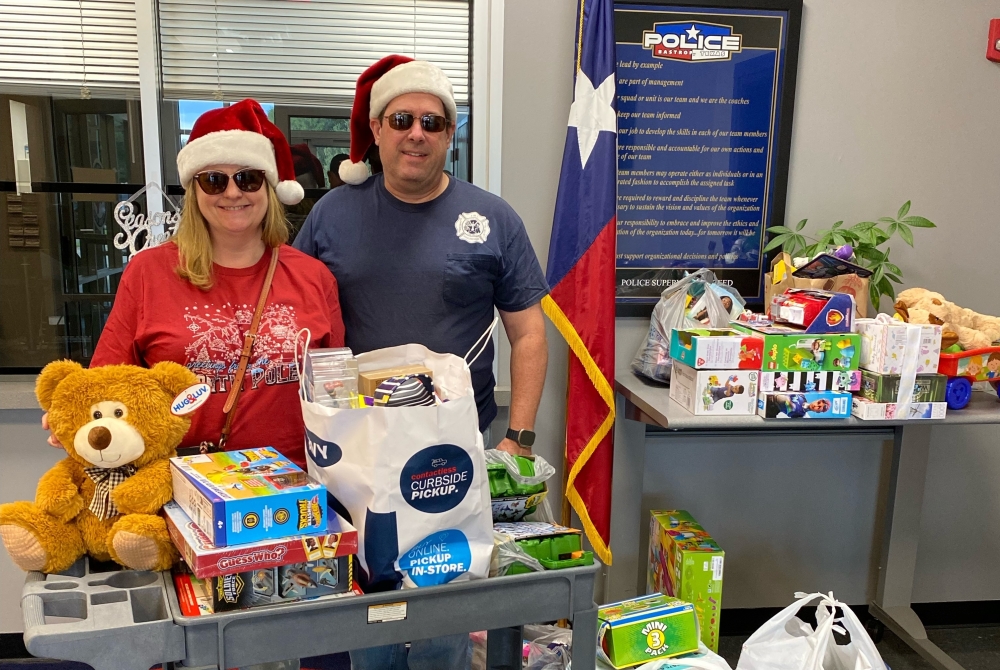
[897,223,913,246]
[886,263,901,275]
[796,219,808,231]
[831,233,846,246]
[870,284,881,312]
[839,230,859,243]
[763,235,790,253]
[872,264,885,286]
[902,215,936,228]
[884,281,896,302]
[878,277,895,299]
[888,222,898,236]
[885,273,902,284]
[766,225,793,235]
[832,220,844,229]
[851,221,877,232]
[873,227,890,245]
[877,217,896,224]
[897,201,911,219]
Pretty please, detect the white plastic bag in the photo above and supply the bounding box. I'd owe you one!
[736,592,887,670]
[588,642,731,670]
[526,624,573,670]
[631,269,741,382]
[296,327,495,589]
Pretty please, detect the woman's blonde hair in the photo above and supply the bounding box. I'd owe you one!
[174,181,289,290]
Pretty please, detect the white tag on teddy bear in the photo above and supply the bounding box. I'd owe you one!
[171,383,211,416]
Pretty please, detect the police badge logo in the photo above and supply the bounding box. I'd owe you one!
[455,212,490,244]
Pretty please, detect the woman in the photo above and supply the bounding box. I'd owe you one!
[86,99,344,468]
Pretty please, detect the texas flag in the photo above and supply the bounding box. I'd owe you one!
[541,0,616,565]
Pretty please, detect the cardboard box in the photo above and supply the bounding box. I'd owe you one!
[358,364,432,396]
[769,288,855,334]
[851,396,948,421]
[669,363,758,416]
[758,391,852,419]
[164,501,357,579]
[647,510,724,652]
[765,252,870,319]
[170,448,326,547]
[859,371,946,403]
[855,319,942,374]
[598,594,700,668]
[759,370,860,393]
[733,324,861,372]
[669,328,763,370]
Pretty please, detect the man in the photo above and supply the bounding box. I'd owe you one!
[296,55,547,459]
[294,56,548,670]
[327,153,349,189]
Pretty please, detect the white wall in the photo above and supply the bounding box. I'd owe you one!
[503,0,1000,607]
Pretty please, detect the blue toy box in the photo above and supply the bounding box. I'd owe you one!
[170,447,327,547]
[758,391,852,419]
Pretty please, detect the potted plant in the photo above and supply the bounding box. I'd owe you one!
[764,201,936,311]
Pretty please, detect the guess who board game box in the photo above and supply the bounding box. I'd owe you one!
[170,447,326,547]
[597,594,700,668]
[647,510,724,651]
[164,501,357,579]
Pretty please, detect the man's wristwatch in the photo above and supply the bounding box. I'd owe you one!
[506,428,536,448]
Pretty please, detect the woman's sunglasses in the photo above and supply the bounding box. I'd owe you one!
[383,112,450,133]
[193,169,266,195]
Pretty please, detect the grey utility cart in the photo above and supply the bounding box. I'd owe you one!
[21,558,600,670]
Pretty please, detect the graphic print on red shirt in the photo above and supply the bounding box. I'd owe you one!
[91,242,344,468]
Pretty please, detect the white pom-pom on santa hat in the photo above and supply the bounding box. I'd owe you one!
[339,160,371,186]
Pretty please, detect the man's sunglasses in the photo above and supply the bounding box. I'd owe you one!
[383,112,450,133]
[193,169,266,195]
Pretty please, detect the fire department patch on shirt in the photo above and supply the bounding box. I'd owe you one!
[455,212,490,244]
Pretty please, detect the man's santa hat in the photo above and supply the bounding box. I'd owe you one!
[339,55,457,185]
[177,99,304,205]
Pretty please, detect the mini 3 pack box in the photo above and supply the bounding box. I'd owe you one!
[669,328,763,370]
[598,594,700,668]
[759,370,860,393]
[647,510,724,652]
[669,362,758,416]
[758,391,852,419]
[170,447,326,547]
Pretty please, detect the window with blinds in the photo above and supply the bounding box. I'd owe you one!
[0,0,140,97]
[158,0,470,108]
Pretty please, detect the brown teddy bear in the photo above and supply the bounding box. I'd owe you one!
[895,288,1000,350]
[0,360,198,573]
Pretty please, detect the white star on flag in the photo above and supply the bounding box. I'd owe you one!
[567,71,617,168]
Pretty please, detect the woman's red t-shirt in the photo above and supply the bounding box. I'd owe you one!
[91,242,344,468]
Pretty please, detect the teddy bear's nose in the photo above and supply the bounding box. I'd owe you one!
[88,426,112,451]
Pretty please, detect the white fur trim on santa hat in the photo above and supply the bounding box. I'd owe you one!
[339,160,370,186]
[177,129,278,190]
[370,60,457,122]
[274,180,305,205]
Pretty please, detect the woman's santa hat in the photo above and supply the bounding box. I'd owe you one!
[177,99,304,205]
[339,55,457,185]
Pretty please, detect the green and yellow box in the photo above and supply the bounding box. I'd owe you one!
[733,323,861,373]
[598,594,700,668]
[647,510,724,651]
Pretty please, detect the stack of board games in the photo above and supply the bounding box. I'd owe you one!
[668,328,762,416]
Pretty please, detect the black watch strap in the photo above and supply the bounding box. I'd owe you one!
[506,428,536,447]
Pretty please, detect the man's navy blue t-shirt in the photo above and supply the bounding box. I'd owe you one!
[294,174,549,430]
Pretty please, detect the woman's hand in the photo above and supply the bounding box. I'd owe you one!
[42,413,62,448]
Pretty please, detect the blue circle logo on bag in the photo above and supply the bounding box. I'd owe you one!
[400,444,474,513]
[396,529,472,587]
[305,428,342,467]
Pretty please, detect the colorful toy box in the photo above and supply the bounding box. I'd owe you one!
[597,594,700,668]
[769,288,855,334]
[859,371,946,403]
[855,319,942,375]
[164,501,357,579]
[170,447,327,547]
[851,396,948,421]
[733,324,861,373]
[488,455,548,522]
[669,362,758,416]
[758,391,852,419]
[647,510,724,652]
[759,370,860,393]
[669,328,763,370]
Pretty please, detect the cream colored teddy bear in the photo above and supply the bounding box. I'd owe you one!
[895,288,1000,350]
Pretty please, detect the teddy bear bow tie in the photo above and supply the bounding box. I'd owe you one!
[84,465,138,520]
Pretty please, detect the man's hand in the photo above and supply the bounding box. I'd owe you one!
[42,413,62,448]
[497,437,532,457]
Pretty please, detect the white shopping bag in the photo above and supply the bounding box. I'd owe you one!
[295,325,495,589]
[736,592,887,670]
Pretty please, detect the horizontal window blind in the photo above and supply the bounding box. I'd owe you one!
[0,0,139,97]
[159,0,469,107]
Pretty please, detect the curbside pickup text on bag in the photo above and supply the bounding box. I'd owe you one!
[296,331,493,590]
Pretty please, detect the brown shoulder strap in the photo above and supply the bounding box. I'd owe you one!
[219,246,280,447]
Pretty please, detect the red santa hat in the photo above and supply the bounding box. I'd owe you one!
[339,55,457,185]
[290,143,325,185]
[177,99,304,205]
